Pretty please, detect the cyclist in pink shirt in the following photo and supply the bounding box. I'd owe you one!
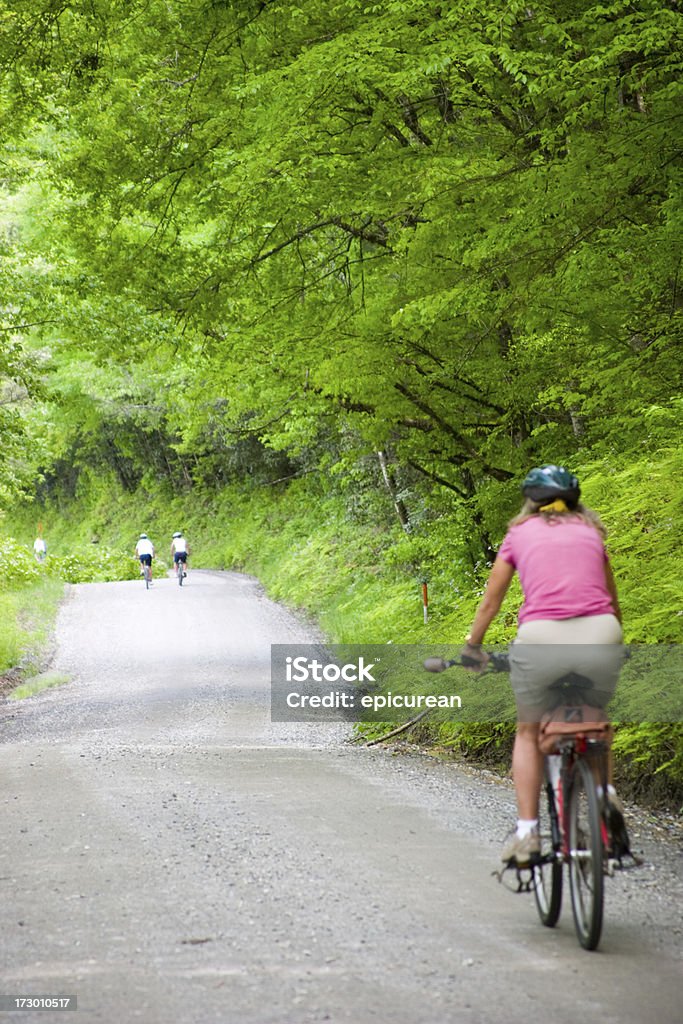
[463,465,624,867]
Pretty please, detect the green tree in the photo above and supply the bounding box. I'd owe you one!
[0,0,680,552]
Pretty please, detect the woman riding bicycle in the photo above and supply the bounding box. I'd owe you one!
[463,465,625,866]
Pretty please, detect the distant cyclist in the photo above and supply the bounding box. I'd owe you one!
[33,536,47,563]
[170,531,189,577]
[135,533,155,581]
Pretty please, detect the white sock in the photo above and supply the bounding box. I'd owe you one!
[517,819,538,838]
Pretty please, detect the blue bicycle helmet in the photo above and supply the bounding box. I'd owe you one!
[522,465,580,505]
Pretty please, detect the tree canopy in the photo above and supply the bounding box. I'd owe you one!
[1,0,681,555]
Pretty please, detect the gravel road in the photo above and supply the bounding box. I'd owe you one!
[0,570,681,1024]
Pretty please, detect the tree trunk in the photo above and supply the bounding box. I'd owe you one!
[377,450,410,531]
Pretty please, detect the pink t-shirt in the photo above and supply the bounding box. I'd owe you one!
[497,516,615,624]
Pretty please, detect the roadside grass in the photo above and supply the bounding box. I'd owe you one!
[0,593,24,670]
[0,578,64,677]
[9,671,70,700]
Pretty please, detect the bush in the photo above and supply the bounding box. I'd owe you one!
[612,724,683,809]
[0,537,42,590]
[47,546,142,584]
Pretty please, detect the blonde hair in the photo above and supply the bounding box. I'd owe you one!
[509,499,608,539]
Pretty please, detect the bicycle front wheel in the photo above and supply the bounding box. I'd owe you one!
[568,756,604,950]
[534,778,563,928]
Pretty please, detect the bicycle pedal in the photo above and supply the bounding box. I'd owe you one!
[492,865,535,893]
[514,868,535,893]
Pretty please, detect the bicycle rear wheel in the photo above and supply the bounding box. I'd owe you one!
[533,778,563,928]
[568,756,604,950]
[178,561,184,586]
[144,564,151,590]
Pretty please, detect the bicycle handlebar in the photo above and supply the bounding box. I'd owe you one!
[423,651,510,674]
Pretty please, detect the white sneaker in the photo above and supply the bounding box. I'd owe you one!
[501,830,541,866]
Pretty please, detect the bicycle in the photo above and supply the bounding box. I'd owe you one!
[141,560,152,590]
[532,670,641,949]
[175,557,187,586]
[424,650,640,951]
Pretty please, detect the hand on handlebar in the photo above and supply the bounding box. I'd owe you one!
[461,645,489,672]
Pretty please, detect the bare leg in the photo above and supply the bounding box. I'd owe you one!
[512,722,543,820]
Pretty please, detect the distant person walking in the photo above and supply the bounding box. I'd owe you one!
[135,533,155,582]
[33,536,47,563]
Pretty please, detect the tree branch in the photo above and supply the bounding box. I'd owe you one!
[407,460,469,497]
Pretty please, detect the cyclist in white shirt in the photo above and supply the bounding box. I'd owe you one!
[135,533,155,580]
[170,531,189,578]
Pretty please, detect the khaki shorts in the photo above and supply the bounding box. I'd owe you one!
[509,614,624,721]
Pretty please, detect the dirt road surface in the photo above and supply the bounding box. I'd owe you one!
[1,571,681,1023]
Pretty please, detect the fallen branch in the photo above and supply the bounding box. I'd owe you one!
[364,709,433,747]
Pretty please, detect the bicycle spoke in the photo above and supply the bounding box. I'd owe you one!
[568,757,604,950]
[533,778,562,927]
